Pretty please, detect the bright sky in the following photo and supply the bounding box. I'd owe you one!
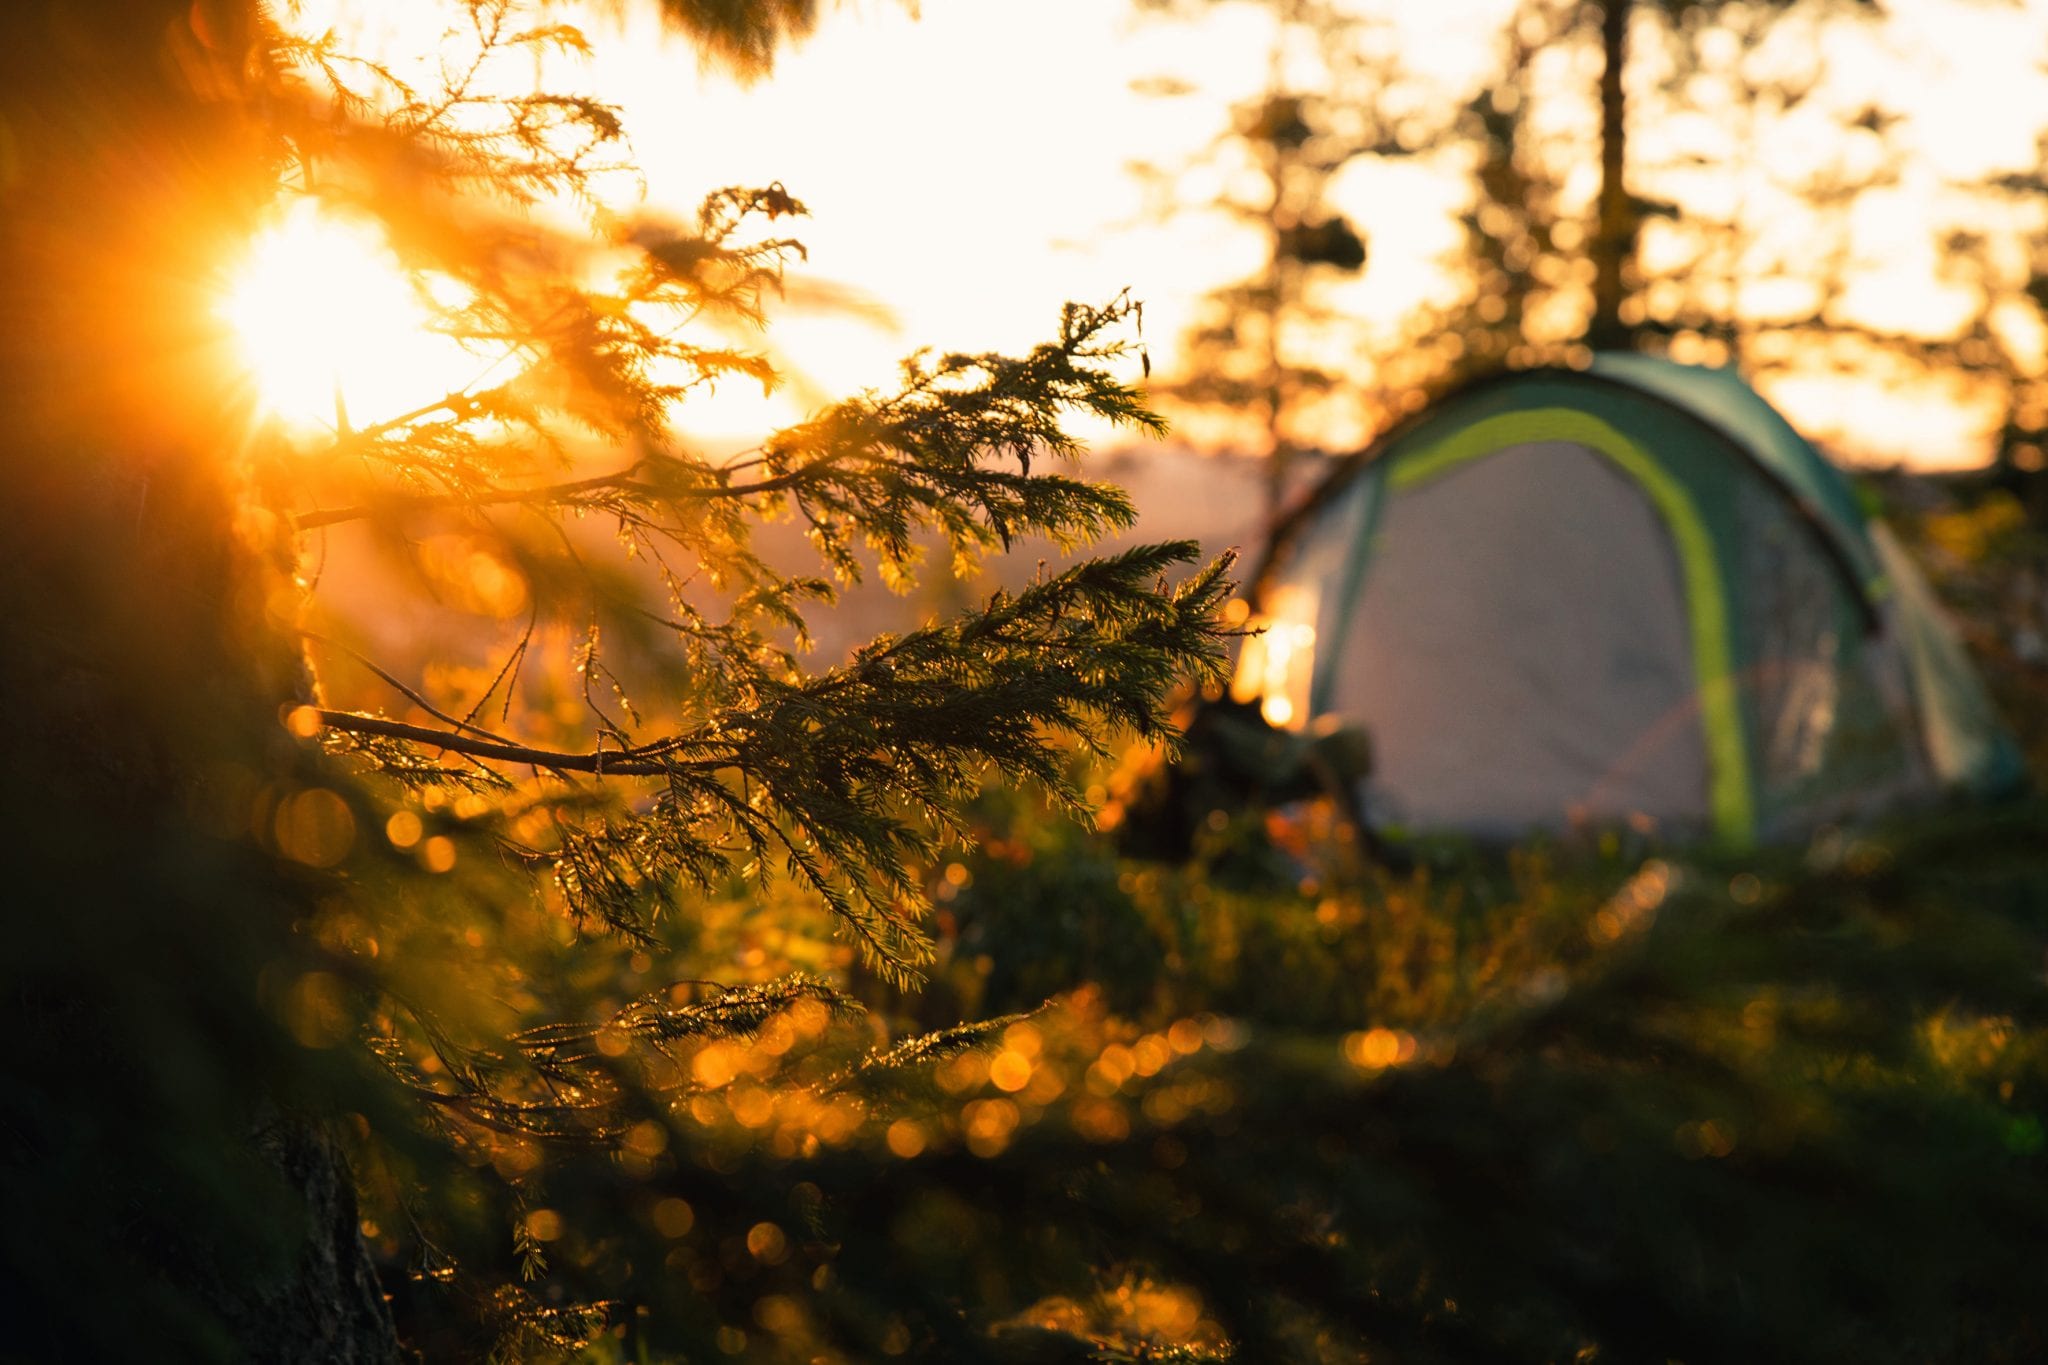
[593,0,2048,468]
[271,0,2048,469]
[590,0,1496,446]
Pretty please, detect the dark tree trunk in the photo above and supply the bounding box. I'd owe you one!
[228,1118,406,1363]
[1588,0,1639,351]
[1263,121,1293,526]
[0,3,403,1358]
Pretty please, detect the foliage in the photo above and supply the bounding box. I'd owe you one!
[271,0,1253,1341]
[1,0,1235,1357]
[551,759,2048,1362]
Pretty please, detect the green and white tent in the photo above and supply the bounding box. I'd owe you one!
[1241,354,2023,845]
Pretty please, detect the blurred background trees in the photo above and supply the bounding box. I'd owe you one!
[1134,0,2046,494]
[1130,0,1414,517]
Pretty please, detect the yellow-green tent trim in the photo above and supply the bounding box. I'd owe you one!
[1388,409,1757,846]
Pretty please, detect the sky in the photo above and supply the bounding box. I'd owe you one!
[588,0,1498,447]
[284,0,2048,468]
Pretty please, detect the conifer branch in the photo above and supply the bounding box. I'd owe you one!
[311,709,701,776]
[315,540,1240,969]
[291,453,852,530]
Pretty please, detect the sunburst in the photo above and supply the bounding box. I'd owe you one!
[220,199,475,436]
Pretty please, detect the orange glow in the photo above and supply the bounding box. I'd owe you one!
[884,1119,927,1158]
[1343,1027,1417,1072]
[989,1050,1034,1093]
[1232,585,1318,731]
[220,200,475,435]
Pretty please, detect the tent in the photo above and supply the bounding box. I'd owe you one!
[1237,354,2024,846]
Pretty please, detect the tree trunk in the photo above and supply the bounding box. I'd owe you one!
[1588,0,1638,351]
[0,3,403,1358]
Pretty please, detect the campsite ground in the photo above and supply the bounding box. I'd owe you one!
[917,463,2048,1355]
[573,457,2048,1359]
[316,441,2048,1358]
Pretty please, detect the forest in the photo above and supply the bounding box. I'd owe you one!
[2,0,2046,1361]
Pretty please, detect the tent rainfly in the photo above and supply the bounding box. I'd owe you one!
[1239,354,2024,846]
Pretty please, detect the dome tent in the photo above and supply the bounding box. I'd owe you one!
[1240,354,2024,846]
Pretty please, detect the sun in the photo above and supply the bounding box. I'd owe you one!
[220,199,477,436]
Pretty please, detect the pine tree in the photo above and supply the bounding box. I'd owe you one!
[1135,0,1914,467]
[1412,0,1896,381]
[0,0,1234,1355]
[1129,0,1416,521]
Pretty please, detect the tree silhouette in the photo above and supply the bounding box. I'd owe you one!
[1130,0,1420,520]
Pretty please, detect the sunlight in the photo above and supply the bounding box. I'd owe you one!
[221,199,476,436]
[1231,585,1318,731]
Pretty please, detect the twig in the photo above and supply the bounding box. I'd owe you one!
[302,629,521,747]
[314,709,717,777]
[289,458,846,530]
